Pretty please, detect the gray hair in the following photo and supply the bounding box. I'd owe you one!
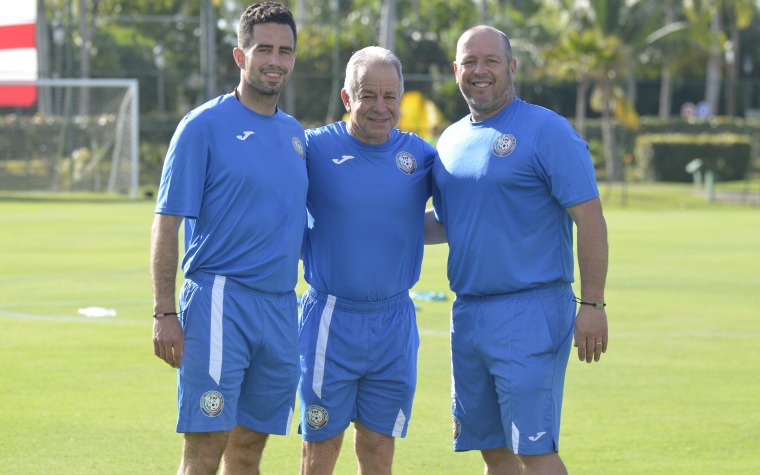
[343,46,404,99]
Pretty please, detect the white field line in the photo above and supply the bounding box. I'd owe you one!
[2,309,759,338]
[420,329,760,338]
[0,310,146,325]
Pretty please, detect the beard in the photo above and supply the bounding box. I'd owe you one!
[459,80,514,120]
[460,88,503,118]
[464,93,501,113]
[246,69,290,97]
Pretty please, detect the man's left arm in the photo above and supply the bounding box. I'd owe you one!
[567,197,609,363]
[424,208,447,245]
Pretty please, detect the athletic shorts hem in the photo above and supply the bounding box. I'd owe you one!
[453,443,557,456]
[300,422,352,443]
[354,418,405,439]
[237,416,291,437]
[176,422,235,433]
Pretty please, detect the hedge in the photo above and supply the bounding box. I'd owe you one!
[633,133,752,182]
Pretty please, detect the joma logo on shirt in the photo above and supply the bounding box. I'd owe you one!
[332,155,355,165]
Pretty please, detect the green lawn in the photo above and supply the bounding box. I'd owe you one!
[1,183,758,474]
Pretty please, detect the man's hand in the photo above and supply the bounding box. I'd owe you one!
[150,213,183,368]
[153,315,184,368]
[573,306,608,363]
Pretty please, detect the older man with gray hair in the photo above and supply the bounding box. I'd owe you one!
[297,46,437,474]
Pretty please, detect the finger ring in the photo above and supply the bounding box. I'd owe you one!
[595,343,603,346]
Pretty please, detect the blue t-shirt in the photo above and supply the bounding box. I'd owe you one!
[155,93,308,293]
[303,122,435,301]
[433,98,599,297]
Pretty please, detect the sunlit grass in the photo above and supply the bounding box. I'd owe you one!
[1,184,758,474]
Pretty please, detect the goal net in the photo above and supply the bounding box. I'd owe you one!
[0,78,139,198]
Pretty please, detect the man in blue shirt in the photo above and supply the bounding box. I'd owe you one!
[427,25,609,474]
[298,46,436,474]
[150,3,307,473]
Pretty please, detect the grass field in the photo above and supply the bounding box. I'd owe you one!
[1,183,759,474]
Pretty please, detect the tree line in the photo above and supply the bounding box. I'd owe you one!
[35,0,760,182]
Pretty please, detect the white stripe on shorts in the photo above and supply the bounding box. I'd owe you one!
[209,275,225,384]
[392,409,406,437]
[312,294,336,399]
[285,406,293,436]
[511,421,520,455]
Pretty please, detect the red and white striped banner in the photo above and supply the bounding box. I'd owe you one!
[0,0,38,107]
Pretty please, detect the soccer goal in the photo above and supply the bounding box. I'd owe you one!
[0,78,139,198]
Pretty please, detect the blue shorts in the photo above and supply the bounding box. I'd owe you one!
[298,287,419,442]
[176,271,299,435]
[451,284,575,455]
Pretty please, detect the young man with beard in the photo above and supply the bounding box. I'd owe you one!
[150,3,306,473]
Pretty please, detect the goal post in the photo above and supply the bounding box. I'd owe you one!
[0,78,140,199]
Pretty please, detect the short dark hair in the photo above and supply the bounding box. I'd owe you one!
[238,2,297,49]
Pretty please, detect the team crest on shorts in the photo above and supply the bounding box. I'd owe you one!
[396,151,417,175]
[492,133,516,157]
[292,137,305,159]
[453,416,461,440]
[306,405,329,429]
[200,390,224,417]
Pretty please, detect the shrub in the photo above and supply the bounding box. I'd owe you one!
[633,133,752,182]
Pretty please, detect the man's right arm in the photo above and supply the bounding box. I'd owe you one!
[150,213,184,368]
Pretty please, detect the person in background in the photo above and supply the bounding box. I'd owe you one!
[297,46,436,474]
[426,25,609,474]
[150,3,306,473]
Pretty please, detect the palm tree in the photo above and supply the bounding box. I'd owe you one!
[528,0,639,182]
[634,0,757,119]
[682,0,755,116]
[722,0,755,116]
[657,0,678,118]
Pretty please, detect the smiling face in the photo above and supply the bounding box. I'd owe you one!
[234,22,296,99]
[342,63,401,145]
[454,26,516,122]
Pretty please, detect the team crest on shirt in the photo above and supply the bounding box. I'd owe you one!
[396,151,417,175]
[492,133,516,157]
[453,416,461,440]
[306,405,329,429]
[292,137,305,159]
[200,390,224,417]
